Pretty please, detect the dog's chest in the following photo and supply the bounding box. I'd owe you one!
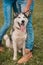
[16,32,26,48]
[14,31,27,42]
[16,33,26,41]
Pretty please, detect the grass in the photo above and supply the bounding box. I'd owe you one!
[0,0,43,65]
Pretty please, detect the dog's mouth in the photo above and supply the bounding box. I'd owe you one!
[20,25,25,32]
[16,22,25,32]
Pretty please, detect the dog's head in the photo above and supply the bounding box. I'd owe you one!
[13,11,31,32]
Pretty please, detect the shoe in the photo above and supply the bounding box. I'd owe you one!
[17,49,32,64]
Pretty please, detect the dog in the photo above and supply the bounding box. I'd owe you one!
[3,10,31,61]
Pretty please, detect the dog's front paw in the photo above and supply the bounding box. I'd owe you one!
[13,56,17,61]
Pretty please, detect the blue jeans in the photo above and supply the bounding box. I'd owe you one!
[0,0,34,50]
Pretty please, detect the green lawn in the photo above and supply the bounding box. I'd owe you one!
[0,0,43,65]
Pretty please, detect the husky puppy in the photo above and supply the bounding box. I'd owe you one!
[4,11,31,60]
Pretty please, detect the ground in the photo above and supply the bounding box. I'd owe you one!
[0,0,43,65]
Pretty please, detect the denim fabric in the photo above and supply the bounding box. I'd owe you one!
[26,15,34,50]
[0,0,12,40]
[17,0,34,11]
[0,0,34,50]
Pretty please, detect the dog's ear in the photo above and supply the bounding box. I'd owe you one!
[13,13,18,18]
[23,10,32,18]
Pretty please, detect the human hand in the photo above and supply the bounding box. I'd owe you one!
[23,6,29,13]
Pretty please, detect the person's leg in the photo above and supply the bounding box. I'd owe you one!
[0,0,12,51]
[26,15,34,51]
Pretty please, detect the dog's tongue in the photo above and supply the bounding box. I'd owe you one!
[20,25,25,32]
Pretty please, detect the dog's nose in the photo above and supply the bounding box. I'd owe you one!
[21,20,25,24]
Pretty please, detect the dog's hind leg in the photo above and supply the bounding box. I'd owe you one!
[3,34,11,48]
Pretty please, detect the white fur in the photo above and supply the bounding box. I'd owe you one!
[3,34,12,48]
[3,34,11,48]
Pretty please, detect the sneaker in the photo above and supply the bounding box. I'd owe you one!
[17,49,32,64]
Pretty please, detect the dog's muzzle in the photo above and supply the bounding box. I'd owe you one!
[21,20,25,26]
[17,21,25,32]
